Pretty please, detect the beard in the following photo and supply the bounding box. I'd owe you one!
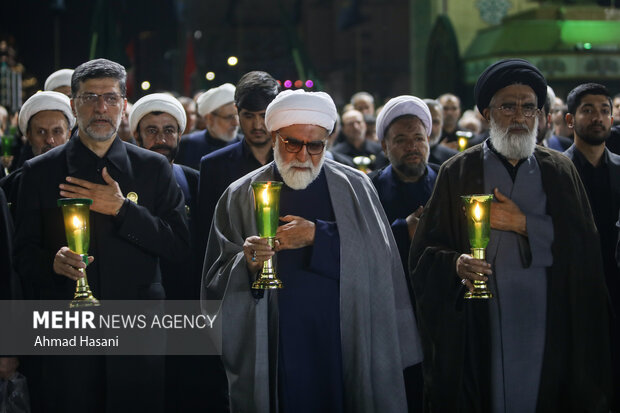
[216,126,239,142]
[79,115,121,142]
[390,151,428,179]
[273,139,325,190]
[150,143,178,163]
[574,122,610,146]
[489,116,538,160]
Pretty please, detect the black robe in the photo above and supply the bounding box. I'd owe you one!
[409,144,612,412]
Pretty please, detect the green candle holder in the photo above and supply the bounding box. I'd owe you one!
[352,156,372,173]
[251,181,283,290]
[1,134,13,157]
[57,198,100,308]
[461,194,494,299]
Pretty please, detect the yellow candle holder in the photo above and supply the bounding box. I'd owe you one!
[456,131,472,152]
[352,156,372,173]
[461,194,494,299]
[251,181,283,289]
[57,198,100,308]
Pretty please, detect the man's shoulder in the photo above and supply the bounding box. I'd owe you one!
[22,143,67,171]
[178,164,199,179]
[181,130,207,144]
[201,140,243,164]
[324,158,373,189]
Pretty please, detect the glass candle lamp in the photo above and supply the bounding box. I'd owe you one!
[461,194,494,299]
[57,198,100,307]
[251,181,283,289]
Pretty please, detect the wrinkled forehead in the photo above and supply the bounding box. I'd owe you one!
[491,84,537,105]
[76,77,122,94]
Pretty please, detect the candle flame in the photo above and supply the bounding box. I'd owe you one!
[261,187,270,204]
[459,138,467,149]
[473,203,482,221]
[72,215,83,229]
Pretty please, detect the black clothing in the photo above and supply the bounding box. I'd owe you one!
[331,139,387,170]
[429,143,457,165]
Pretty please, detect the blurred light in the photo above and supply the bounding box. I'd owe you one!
[227,56,238,66]
[294,80,303,88]
[284,80,292,88]
[584,42,592,50]
[276,80,282,86]
[141,81,151,91]
[206,72,215,81]
[194,30,202,40]
[305,80,314,88]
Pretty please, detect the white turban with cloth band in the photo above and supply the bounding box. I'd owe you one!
[375,95,432,141]
[197,83,236,117]
[265,89,337,133]
[129,93,187,135]
[44,69,74,92]
[18,91,75,135]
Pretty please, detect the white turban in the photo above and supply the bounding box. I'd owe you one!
[376,95,432,141]
[265,89,337,133]
[18,91,75,135]
[129,93,187,135]
[44,69,74,92]
[197,83,235,117]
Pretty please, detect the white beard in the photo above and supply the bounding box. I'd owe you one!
[488,116,538,160]
[273,139,325,190]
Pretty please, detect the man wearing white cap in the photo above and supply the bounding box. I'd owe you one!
[44,68,74,97]
[177,83,240,169]
[0,91,75,217]
[370,96,437,412]
[203,89,422,412]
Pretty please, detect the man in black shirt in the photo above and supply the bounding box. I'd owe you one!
[563,82,620,412]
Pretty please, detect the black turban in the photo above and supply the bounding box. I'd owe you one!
[474,58,547,111]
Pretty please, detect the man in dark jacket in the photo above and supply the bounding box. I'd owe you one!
[14,58,189,413]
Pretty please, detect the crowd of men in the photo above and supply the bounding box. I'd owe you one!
[0,57,618,413]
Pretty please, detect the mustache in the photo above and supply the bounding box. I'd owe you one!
[150,144,173,152]
[88,116,114,126]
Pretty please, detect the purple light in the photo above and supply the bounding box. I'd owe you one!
[284,80,292,88]
[305,80,314,88]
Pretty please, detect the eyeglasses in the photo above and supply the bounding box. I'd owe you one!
[212,112,238,122]
[277,132,326,155]
[491,104,540,118]
[76,93,124,107]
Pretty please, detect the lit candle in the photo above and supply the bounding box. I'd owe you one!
[458,137,467,152]
[72,215,84,254]
[473,202,483,245]
[261,186,271,236]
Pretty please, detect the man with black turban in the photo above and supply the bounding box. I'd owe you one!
[409,58,612,412]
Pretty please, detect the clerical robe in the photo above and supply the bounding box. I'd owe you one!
[203,159,422,413]
[409,143,611,412]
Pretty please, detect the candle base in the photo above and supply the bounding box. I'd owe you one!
[464,248,493,299]
[69,255,100,308]
[251,237,283,290]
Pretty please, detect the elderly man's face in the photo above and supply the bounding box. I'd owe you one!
[342,110,366,145]
[72,77,126,142]
[26,110,71,156]
[382,116,429,180]
[484,84,539,160]
[353,96,374,116]
[239,108,270,147]
[439,96,461,130]
[206,102,239,141]
[135,112,180,163]
[427,105,443,145]
[271,124,328,190]
[568,94,613,146]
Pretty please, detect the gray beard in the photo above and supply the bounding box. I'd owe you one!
[489,116,538,160]
[79,116,121,142]
[215,126,239,142]
[273,139,325,190]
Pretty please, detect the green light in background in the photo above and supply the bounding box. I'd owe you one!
[583,43,592,50]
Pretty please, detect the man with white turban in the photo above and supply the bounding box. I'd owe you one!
[177,83,240,169]
[0,91,75,217]
[44,68,74,97]
[202,89,422,412]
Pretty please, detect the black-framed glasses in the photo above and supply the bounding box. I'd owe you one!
[491,104,540,118]
[76,93,125,107]
[277,132,326,155]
